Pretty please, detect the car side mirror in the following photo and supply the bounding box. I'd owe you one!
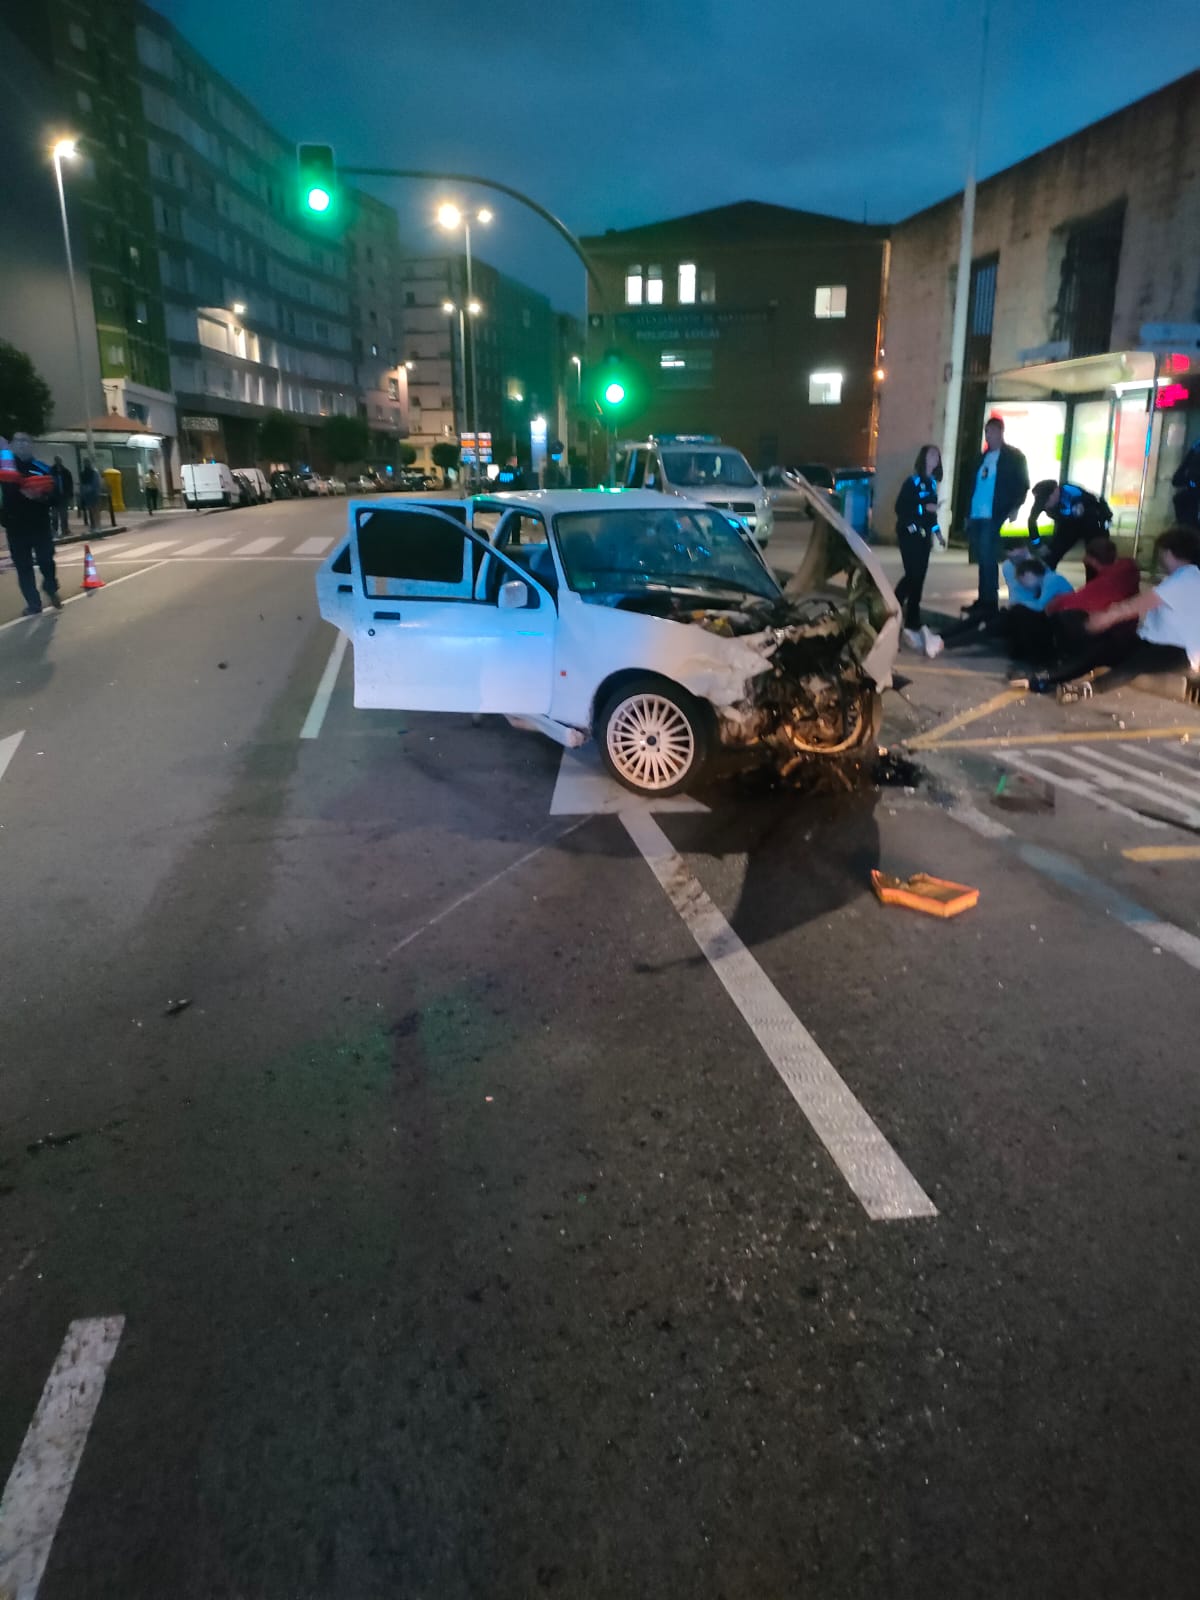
[498,578,530,611]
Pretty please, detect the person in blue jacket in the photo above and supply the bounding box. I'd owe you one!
[893,444,944,650]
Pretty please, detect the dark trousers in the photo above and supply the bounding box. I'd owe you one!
[145,487,159,514]
[1042,628,1187,686]
[1041,522,1103,570]
[894,528,932,629]
[82,498,100,531]
[6,528,59,611]
[52,495,70,537]
[942,605,1056,662]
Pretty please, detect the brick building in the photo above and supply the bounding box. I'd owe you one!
[876,72,1200,540]
[582,202,889,472]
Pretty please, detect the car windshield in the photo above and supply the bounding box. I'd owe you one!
[659,448,757,489]
[553,508,779,601]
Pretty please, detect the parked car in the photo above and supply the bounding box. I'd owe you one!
[231,471,257,507]
[294,472,328,497]
[326,476,347,496]
[181,462,237,509]
[614,436,773,547]
[315,489,899,798]
[398,468,438,492]
[352,474,382,493]
[269,471,298,499]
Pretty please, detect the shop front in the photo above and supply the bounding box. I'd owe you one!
[985,349,1198,547]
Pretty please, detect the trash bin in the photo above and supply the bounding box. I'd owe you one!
[834,469,875,537]
[102,466,124,513]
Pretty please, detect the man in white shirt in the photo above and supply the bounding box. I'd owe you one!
[965,417,1030,618]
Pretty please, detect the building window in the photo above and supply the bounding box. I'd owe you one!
[77,90,92,112]
[370,342,378,356]
[625,265,643,306]
[699,269,716,304]
[646,265,664,305]
[387,378,399,400]
[99,287,117,310]
[659,348,713,389]
[69,22,86,47]
[814,285,847,319]
[678,262,697,304]
[808,370,844,405]
[1051,203,1125,359]
[129,245,141,268]
[135,300,148,324]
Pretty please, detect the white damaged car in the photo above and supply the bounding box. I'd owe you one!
[315,488,900,798]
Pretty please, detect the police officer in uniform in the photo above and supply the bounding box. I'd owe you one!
[1027,479,1111,569]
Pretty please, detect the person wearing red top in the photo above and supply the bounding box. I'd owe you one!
[1045,538,1140,618]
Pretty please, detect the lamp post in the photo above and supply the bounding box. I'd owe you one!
[51,138,96,463]
[438,203,491,483]
[442,299,470,490]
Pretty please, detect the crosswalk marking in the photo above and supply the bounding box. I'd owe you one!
[295,536,334,556]
[107,539,179,557]
[174,537,231,556]
[234,536,284,555]
[993,740,1200,829]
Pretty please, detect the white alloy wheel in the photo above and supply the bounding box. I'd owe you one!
[600,684,707,796]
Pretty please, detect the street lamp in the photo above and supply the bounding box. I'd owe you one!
[438,202,491,481]
[51,138,96,463]
[442,299,468,484]
[232,301,247,317]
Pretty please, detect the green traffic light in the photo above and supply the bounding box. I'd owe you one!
[306,186,332,213]
[604,381,626,406]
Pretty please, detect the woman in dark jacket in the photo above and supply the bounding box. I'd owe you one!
[894,444,944,648]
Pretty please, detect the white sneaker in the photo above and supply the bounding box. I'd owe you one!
[921,627,944,658]
[902,628,923,652]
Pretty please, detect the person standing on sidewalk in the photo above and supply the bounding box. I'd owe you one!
[893,443,945,655]
[0,432,63,614]
[143,465,160,515]
[51,455,74,537]
[964,417,1029,618]
[79,458,101,531]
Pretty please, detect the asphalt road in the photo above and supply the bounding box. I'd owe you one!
[3,497,1200,1598]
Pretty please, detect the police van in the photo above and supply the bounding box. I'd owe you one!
[613,435,773,547]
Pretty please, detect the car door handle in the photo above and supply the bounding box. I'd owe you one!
[337,583,352,593]
[373,610,402,621]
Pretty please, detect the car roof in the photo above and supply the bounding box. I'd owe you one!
[472,488,722,514]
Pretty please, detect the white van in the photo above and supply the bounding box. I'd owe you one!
[181,461,237,509]
[614,435,774,546]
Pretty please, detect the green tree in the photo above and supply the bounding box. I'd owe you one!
[0,340,53,438]
[431,441,460,483]
[258,410,299,463]
[398,443,418,467]
[322,413,370,467]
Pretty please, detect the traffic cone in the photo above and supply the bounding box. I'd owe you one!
[81,544,104,590]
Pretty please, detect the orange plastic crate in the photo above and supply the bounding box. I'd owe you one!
[870,869,979,919]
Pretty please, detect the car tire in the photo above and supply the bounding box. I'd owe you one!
[597,676,712,798]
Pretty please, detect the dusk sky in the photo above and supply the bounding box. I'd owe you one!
[157,0,1199,314]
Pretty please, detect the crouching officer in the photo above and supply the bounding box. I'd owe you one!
[1027,479,1111,569]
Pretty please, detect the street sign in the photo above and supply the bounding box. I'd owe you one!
[1139,322,1200,355]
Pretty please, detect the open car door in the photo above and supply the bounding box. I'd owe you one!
[330,502,556,715]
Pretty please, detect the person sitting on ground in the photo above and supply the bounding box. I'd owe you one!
[1027,480,1111,568]
[1028,525,1200,692]
[943,548,1072,661]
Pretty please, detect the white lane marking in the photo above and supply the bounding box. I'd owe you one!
[947,799,1014,841]
[0,730,25,783]
[299,632,349,740]
[1119,742,1200,780]
[550,743,708,815]
[621,809,937,1222]
[295,536,334,557]
[0,1316,125,1599]
[99,539,178,558]
[1134,920,1200,972]
[0,562,169,634]
[233,536,284,556]
[173,537,231,556]
[992,749,1170,829]
[1070,744,1200,812]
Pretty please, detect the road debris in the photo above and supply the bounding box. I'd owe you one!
[871,870,979,918]
[26,1130,83,1155]
[993,772,1055,813]
[164,998,193,1016]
